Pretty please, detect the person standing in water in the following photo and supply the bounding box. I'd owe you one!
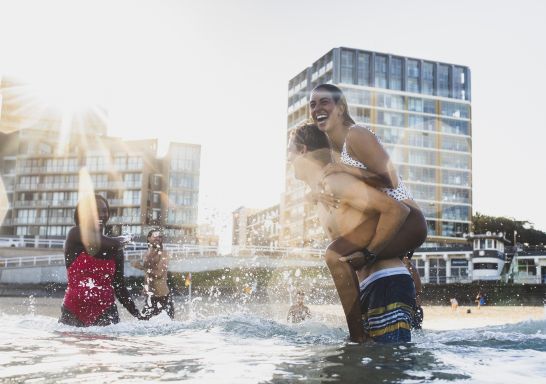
[287,290,311,323]
[288,124,418,342]
[308,84,427,329]
[59,194,146,326]
[132,229,174,319]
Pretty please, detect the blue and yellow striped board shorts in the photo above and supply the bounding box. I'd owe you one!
[360,268,416,343]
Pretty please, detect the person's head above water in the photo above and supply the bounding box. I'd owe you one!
[74,194,110,226]
[288,123,332,181]
[309,84,355,133]
[147,228,164,249]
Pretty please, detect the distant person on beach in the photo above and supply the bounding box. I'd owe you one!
[59,194,146,326]
[131,229,174,319]
[287,290,311,323]
[450,297,459,311]
[289,123,422,343]
[475,291,485,309]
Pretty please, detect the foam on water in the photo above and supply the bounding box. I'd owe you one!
[1,301,545,383]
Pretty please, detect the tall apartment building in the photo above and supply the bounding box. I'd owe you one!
[0,129,200,242]
[0,77,201,242]
[282,47,472,247]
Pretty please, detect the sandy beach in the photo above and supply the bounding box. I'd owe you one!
[309,304,546,331]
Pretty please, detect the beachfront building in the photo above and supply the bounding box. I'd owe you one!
[282,47,472,247]
[232,205,280,253]
[0,77,201,242]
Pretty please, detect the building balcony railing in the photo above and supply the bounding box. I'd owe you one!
[93,181,142,190]
[109,199,141,206]
[11,216,74,225]
[109,216,143,224]
[47,216,74,225]
[14,200,77,208]
[16,183,79,191]
[17,166,80,174]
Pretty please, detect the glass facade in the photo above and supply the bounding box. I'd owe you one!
[284,47,472,246]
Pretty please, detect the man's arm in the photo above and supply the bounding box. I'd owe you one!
[333,174,410,255]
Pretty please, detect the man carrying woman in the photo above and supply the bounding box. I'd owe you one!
[288,124,422,343]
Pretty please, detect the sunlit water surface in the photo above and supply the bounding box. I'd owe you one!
[1,297,545,383]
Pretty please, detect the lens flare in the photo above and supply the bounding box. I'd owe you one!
[78,167,101,255]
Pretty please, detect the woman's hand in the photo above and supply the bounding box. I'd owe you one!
[339,251,376,270]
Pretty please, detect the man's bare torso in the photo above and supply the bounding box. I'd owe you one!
[317,173,404,282]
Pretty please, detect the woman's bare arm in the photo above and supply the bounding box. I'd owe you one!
[346,126,399,189]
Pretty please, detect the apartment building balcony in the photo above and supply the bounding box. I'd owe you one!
[16,183,79,191]
[47,216,74,225]
[109,216,143,224]
[13,200,77,208]
[93,181,142,190]
[109,199,141,207]
[17,166,80,174]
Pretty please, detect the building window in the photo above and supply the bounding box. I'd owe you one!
[438,65,450,98]
[441,188,470,203]
[408,149,436,166]
[389,57,402,90]
[341,50,354,84]
[422,62,434,95]
[429,258,447,283]
[441,136,470,152]
[440,153,470,169]
[474,262,498,270]
[453,66,466,100]
[374,55,387,88]
[441,101,470,119]
[357,52,370,86]
[441,205,470,220]
[441,118,469,135]
[442,170,470,186]
[406,59,420,93]
[377,111,404,127]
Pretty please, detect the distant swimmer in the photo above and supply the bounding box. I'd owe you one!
[132,229,174,319]
[59,195,147,326]
[287,290,311,323]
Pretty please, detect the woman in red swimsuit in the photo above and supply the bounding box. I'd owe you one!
[59,194,146,326]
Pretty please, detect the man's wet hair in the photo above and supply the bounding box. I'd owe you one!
[290,123,330,152]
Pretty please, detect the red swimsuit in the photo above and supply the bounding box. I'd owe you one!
[63,252,116,326]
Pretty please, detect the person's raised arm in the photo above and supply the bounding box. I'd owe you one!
[345,126,399,189]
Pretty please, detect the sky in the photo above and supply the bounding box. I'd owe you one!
[1,0,545,250]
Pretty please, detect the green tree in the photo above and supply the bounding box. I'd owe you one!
[472,212,546,245]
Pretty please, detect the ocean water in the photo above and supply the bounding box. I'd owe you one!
[1,297,545,383]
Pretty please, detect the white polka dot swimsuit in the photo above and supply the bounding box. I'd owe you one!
[340,129,413,201]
